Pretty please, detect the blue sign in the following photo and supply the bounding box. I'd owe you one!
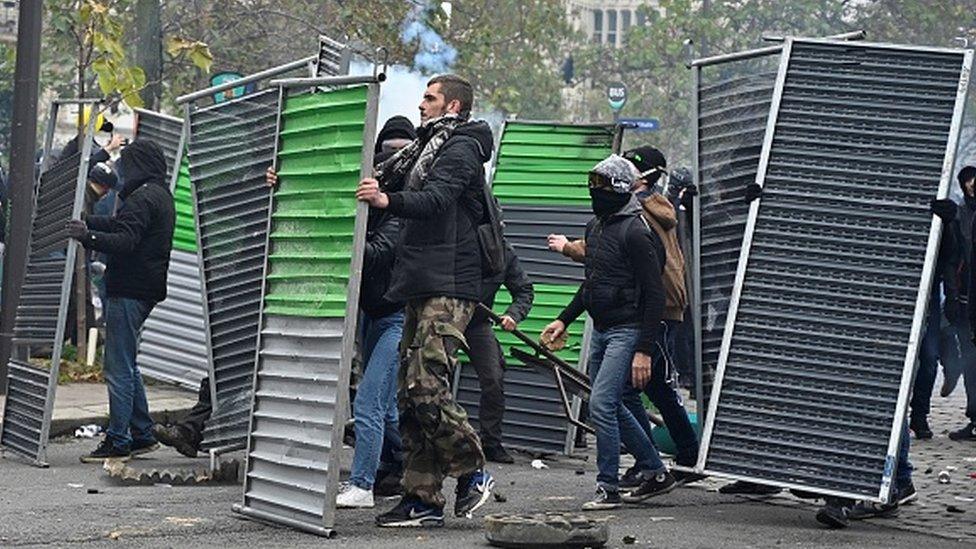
[619,118,661,132]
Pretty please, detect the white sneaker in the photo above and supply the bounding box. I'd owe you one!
[336,482,375,509]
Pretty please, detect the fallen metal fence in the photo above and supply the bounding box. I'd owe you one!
[698,38,973,503]
[0,100,96,466]
[133,109,209,389]
[454,120,617,455]
[233,77,380,537]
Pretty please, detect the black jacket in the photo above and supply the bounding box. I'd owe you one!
[473,241,534,324]
[81,140,174,302]
[385,120,494,303]
[558,199,666,354]
[360,208,402,318]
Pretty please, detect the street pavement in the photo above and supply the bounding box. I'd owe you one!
[0,380,973,547]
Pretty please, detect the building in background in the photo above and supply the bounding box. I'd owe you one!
[566,0,654,48]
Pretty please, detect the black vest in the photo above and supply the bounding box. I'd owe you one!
[582,207,664,330]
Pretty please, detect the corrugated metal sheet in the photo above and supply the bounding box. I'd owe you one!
[700,39,973,503]
[692,51,780,425]
[455,121,615,455]
[236,84,374,535]
[133,111,210,390]
[1,144,89,465]
[316,34,350,77]
[188,90,280,451]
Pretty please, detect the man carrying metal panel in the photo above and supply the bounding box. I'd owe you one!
[357,73,497,527]
[543,154,674,511]
[68,139,174,462]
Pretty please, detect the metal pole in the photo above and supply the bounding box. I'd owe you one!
[0,0,43,393]
[176,56,317,105]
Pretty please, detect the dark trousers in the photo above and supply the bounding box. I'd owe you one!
[463,316,507,451]
[179,376,212,448]
[911,291,941,420]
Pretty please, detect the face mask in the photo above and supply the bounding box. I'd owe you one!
[589,187,630,218]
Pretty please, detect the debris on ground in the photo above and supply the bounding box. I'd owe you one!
[575,469,585,475]
[484,512,609,548]
[622,534,637,544]
[531,459,549,470]
[946,505,966,514]
[102,459,241,486]
[74,424,103,438]
[87,488,99,494]
[494,492,508,503]
[938,470,951,484]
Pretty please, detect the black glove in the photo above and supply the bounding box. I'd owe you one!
[944,296,963,325]
[679,185,698,210]
[744,183,762,204]
[670,167,692,188]
[65,219,89,242]
[930,199,957,222]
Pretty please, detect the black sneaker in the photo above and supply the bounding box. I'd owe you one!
[131,439,159,456]
[848,500,899,520]
[816,498,852,529]
[895,482,917,506]
[375,497,444,528]
[673,470,707,486]
[948,422,976,441]
[152,424,198,458]
[719,480,781,496]
[80,440,130,463]
[910,417,933,440]
[484,445,515,464]
[454,468,494,517]
[622,471,677,503]
[581,486,622,511]
[619,466,643,490]
[373,470,404,498]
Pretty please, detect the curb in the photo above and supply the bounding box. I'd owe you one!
[50,406,195,439]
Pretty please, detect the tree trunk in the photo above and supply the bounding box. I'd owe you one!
[135,0,163,110]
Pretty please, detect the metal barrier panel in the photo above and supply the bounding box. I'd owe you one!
[134,111,210,389]
[1,121,92,464]
[235,84,376,536]
[316,34,350,77]
[455,121,614,455]
[691,50,780,428]
[188,90,279,450]
[699,39,973,503]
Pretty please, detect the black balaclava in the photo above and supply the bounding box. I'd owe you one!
[589,187,630,218]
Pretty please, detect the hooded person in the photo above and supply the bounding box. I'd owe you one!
[547,146,701,484]
[542,154,674,511]
[373,115,418,166]
[66,138,175,463]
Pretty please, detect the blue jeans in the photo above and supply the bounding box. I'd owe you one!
[103,297,156,450]
[622,319,699,466]
[896,421,913,490]
[589,325,666,490]
[911,289,941,419]
[349,311,404,490]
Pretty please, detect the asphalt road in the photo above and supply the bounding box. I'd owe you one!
[0,438,970,548]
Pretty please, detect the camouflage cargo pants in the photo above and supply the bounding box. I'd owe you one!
[399,296,485,507]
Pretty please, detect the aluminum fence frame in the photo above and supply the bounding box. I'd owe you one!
[0,102,96,466]
[232,78,380,537]
[690,46,782,434]
[132,109,210,389]
[697,38,974,503]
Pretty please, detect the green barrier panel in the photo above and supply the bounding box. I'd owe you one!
[171,154,197,253]
[263,85,368,318]
[490,122,616,207]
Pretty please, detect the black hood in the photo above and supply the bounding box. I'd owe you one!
[375,116,417,153]
[119,139,168,200]
[452,120,494,163]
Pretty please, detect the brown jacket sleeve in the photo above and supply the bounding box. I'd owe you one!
[562,239,586,264]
